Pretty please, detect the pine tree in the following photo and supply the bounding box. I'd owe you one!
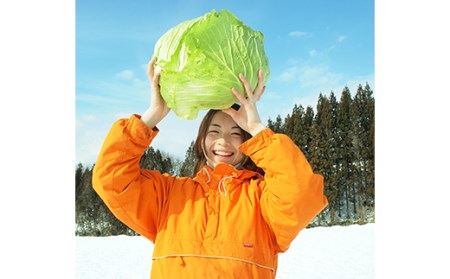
[328,92,339,223]
[310,93,336,224]
[283,104,304,147]
[336,86,355,220]
[75,165,101,235]
[267,115,284,133]
[300,106,315,160]
[75,163,85,232]
[180,141,196,177]
[351,84,375,223]
[140,147,164,171]
[363,82,375,207]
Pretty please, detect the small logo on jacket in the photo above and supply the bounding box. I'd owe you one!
[243,243,254,248]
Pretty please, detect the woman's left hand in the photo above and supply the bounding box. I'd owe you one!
[222,69,266,136]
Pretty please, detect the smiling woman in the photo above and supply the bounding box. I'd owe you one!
[195,110,254,173]
[91,55,328,278]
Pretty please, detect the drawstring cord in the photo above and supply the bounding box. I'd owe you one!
[153,254,276,274]
[201,167,235,197]
[202,167,211,184]
[218,176,232,197]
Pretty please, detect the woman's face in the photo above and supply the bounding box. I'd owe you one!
[203,111,245,167]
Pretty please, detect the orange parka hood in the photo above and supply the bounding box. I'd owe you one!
[93,114,328,278]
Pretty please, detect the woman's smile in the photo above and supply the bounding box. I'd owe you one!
[204,111,245,167]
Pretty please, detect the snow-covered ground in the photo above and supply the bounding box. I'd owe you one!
[76,223,374,279]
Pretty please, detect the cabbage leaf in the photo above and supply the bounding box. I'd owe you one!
[154,9,270,120]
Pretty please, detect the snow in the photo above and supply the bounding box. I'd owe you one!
[76,223,374,279]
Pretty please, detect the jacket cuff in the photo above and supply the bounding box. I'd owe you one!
[128,114,159,145]
[239,128,274,158]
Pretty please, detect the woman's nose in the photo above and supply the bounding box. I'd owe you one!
[217,135,231,144]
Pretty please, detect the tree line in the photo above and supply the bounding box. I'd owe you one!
[75,83,374,236]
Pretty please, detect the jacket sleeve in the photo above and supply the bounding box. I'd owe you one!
[239,128,328,252]
[92,114,174,242]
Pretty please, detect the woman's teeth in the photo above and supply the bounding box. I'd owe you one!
[213,150,233,157]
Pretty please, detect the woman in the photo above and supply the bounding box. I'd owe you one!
[92,56,328,278]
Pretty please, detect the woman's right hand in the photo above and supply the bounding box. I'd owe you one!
[141,56,170,128]
[222,69,266,136]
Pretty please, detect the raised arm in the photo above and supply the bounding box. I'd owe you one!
[141,55,171,129]
[92,56,174,242]
[241,129,328,252]
[230,70,328,252]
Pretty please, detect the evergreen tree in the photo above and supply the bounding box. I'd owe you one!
[300,106,315,160]
[283,104,304,147]
[139,147,153,169]
[336,86,355,220]
[75,163,85,231]
[139,147,172,173]
[363,82,375,208]
[351,84,375,223]
[328,92,339,223]
[180,141,196,177]
[310,93,336,224]
[75,165,102,235]
[267,115,284,133]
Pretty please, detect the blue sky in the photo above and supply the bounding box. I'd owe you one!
[76,0,374,165]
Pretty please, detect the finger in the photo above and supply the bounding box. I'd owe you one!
[222,107,237,119]
[239,73,254,99]
[254,85,266,101]
[259,69,264,81]
[152,68,161,89]
[147,56,155,79]
[255,69,265,92]
[231,87,247,104]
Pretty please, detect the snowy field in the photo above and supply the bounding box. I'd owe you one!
[76,223,374,279]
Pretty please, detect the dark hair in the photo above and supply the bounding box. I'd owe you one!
[192,110,258,175]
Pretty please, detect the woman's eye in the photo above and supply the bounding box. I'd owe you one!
[231,133,242,137]
[208,130,219,134]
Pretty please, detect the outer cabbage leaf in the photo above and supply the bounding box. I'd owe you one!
[154,9,270,120]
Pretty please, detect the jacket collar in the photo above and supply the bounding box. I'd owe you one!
[193,163,261,193]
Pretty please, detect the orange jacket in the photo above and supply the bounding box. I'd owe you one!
[92,114,328,278]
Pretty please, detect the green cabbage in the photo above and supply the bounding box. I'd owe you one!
[154,9,270,120]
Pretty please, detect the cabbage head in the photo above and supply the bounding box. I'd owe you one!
[154,9,270,120]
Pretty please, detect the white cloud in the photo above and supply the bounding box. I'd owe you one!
[76,93,123,106]
[276,65,342,91]
[337,35,347,42]
[116,69,135,80]
[309,49,318,57]
[115,68,148,92]
[289,31,307,37]
[292,73,375,110]
[277,67,300,82]
[298,65,343,89]
[274,63,374,114]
